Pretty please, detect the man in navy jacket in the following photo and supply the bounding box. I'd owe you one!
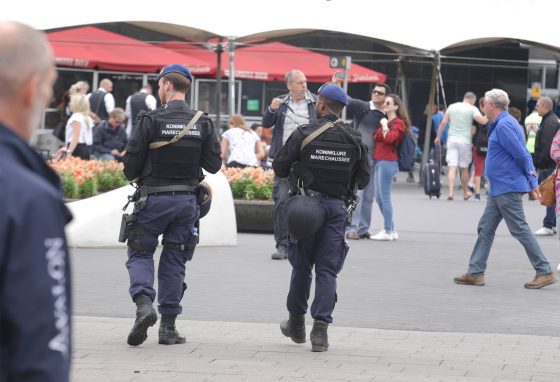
[262,70,317,260]
[0,22,72,382]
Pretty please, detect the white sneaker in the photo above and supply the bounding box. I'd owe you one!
[535,227,555,236]
[391,231,399,240]
[371,230,394,241]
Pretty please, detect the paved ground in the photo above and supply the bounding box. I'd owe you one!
[72,316,560,382]
[70,178,560,381]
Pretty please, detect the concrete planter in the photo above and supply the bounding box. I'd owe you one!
[234,199,274,233]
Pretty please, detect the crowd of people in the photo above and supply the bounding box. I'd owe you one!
[3,21,560,382]
[53,79,155,162]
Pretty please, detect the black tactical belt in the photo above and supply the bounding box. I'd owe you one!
[305,189,344,200]
[142,184,198,194]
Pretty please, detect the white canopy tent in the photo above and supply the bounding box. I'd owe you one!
[4,0,560,164]
[4,0,560,52]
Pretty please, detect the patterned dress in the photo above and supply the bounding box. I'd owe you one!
[549,129,560,215]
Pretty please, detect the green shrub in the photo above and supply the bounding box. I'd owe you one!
[62,174,79,199]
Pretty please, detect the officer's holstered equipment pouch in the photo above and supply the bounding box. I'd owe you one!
[118,213,132,242]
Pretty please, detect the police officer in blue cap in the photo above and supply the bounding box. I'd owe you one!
[272,83,370,352]
[122,64,221,346]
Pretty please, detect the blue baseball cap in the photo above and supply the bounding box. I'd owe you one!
[157,64,193,82]
[317,83,348,106]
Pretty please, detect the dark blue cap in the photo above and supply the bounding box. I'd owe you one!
[157,64,193,82]
[318,83,348,106]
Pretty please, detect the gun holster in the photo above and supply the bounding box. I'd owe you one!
[118,213,136,243]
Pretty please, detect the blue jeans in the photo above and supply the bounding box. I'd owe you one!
[467,192,552,275]
[92,151,117,161]
[347,158,374,235]
[374,160,398,232]
[539,167,557,229]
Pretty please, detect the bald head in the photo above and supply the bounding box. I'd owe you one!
[0,22,52,100]
[285,69,307,102]
[463,92,477,105]
[0,21,56,141]
[99,78,113,92]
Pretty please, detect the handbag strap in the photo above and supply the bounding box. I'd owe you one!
[149,111,203,150]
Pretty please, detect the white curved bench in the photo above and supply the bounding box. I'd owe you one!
[65,171,237,247]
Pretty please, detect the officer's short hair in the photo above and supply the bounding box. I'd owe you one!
[162,72,190,93]
[319,95,344,115]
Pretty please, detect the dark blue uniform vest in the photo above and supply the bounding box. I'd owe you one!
[141,105,207,184]
[296,121,360,197]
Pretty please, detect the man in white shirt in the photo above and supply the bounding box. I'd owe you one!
[125,84,157,137]
[435,92,487,200]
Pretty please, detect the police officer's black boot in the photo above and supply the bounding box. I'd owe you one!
[310,320,329,352]
[159,314,186,345]
[280,314,306,344]
[127,294,157,346]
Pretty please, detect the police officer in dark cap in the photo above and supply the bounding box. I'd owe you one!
[272,83,370,352]
[122,64,221,346]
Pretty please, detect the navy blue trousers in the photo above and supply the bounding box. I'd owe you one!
[286,197,349,323]
[126,194,199,316]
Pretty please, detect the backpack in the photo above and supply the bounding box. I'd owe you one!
[397,131,416,172]
[474,123,489,155]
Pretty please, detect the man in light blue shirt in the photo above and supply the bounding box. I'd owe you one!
[454,89,557,289]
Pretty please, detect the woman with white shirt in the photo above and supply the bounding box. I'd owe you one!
[221,114,264,168]
[65,93,94,159]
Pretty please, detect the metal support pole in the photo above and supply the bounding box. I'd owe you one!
[398,56,408,109]
[342,56,351,120]
[421,52,440,170]
[92,71,99,91]
[228,39,236,118]
[215,41,223,131]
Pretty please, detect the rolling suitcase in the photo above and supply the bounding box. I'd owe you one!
[423,143,442,199]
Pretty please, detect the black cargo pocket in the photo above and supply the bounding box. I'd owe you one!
[184,229,199,261]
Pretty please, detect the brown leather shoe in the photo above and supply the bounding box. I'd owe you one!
[454,273,485,286]
[524,272,558,289]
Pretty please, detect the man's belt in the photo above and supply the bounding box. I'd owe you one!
[142,184,198,194]
[305,189,344,200]
[132,184,198,210]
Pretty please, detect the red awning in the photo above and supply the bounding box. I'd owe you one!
[159,41,386,83]
[47,26,213,74]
